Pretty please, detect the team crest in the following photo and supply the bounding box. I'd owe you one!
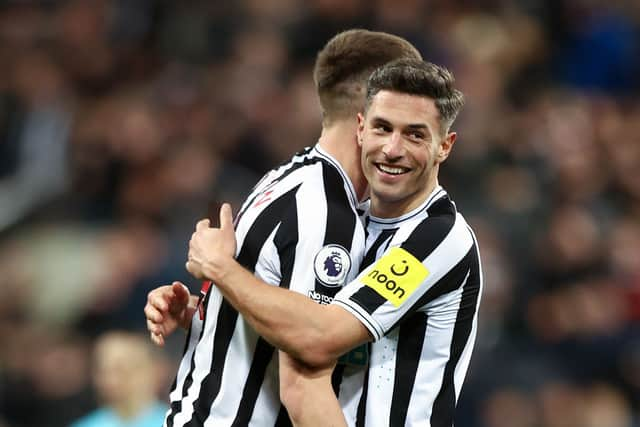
[313,244,351,287]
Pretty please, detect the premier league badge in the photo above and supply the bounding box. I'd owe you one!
[313,244,351,287]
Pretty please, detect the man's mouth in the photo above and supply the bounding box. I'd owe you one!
[376,163,409,175]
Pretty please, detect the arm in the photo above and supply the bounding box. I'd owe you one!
[144,281,198,346]
[279,351,346,427]
[186,204,372,367]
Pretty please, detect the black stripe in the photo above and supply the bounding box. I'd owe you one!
[185,299,238,426]
[184,188,299,426]
[274,406,293,427]
[166,288,212,427]
[389,312,428,426]
[430,242,481,427]
[231,196,300,424]
[230,338,277,426]
[273,151,324,185]
[275,194,299,290]
[314,162,358,296]
[331,363,346,396]
[355,351,370,427]
[236,149,321,224]
[364,215,370,240]
[165,320,193,426]
[386,247,473,334]
[362,228,397,270]
[400,197,455,260]
[349,228,397,313]
[348,286,386,318]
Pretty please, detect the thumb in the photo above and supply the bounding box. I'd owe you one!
[220,203,234,232]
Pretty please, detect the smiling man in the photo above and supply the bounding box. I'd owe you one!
[187,59,483,427]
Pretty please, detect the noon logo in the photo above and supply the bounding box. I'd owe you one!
[361,247,428,307]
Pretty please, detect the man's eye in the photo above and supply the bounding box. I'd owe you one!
[374,125,391,133]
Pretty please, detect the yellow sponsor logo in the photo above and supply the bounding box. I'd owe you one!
[361,247,429,307]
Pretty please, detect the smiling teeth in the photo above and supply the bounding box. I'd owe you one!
[378,164,407,175]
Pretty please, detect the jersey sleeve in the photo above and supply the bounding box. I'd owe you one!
[332,214,475,341]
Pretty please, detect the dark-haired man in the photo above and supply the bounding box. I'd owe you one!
[145,30,422,427]
[187,59,482,427]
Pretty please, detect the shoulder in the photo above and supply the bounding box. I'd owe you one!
[402,204,473,262]
[297,159,357,216]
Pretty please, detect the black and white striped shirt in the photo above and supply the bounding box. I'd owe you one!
[333,186,483,427]
[164,145,367,427]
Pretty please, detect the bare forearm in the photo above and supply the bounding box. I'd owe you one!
[203,258,336,365]
[279,352,346,427]
[289,385,347,427]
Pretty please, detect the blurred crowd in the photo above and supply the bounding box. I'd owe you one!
[0,1,638,426]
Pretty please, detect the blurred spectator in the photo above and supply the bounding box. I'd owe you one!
[582,382,634,427]
[482,386,538,427]
[0,326,93,427]
[69,331,168,427]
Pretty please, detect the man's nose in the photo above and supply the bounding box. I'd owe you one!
[382,132,404,159]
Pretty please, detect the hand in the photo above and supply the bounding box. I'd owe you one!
[144,281,194,346]
[186,203,237,281]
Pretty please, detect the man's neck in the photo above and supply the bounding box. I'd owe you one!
[370,175,440,219]
[317,120,368,202]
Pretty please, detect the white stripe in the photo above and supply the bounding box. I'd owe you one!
[452,228,483,403]
[314,144,359,208]
[204,227,282,425]
[164,312,202,426]
[290,167,328,293]
[172,288,223,426]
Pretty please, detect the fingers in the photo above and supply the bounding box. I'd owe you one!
[145,283,192,346]
[147,286,172,312]
[146,318,165,336]
[172,281,190,305]
[219,203,234,231]
[144,302,164,323]
[150,331,165,347]
[146,310,166,347]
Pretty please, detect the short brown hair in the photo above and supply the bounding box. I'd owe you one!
[365,59,465,134]
[313,29,422,126]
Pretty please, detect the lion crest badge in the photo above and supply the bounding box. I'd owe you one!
[313,244,351,287]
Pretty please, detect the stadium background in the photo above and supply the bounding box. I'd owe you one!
[0,1,639,426]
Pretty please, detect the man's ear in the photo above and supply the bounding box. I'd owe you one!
[356,113,365,147]
[438,132,457,163]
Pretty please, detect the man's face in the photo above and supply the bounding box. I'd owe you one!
[357,90,455,218]
[93,336,155,405]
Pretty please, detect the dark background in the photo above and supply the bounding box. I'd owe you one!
[0,1,639,426]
